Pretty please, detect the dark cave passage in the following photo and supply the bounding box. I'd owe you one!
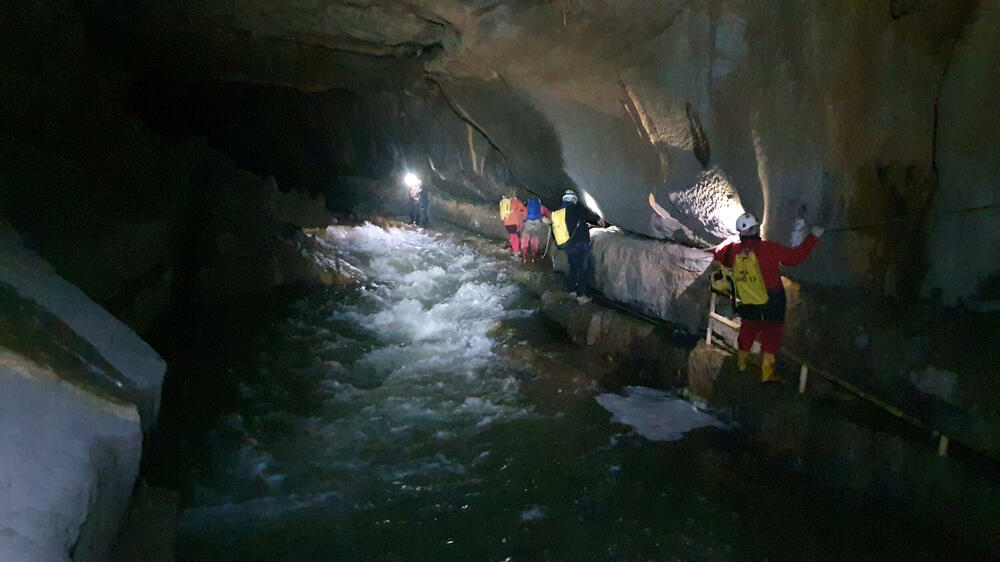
[1,1,999,560]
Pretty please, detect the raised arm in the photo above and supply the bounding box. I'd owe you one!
[713,236,738,267]
[772,235,819,265]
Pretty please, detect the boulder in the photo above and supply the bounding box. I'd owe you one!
[263,176,331,229]
[0,224,167,560]
[0,352,142,562]
[432,197,508,240]
[539,289,691,388]
[552,227,713,332]
[686,341,728,401]
[0,225,166,430]
[539,289,659,350]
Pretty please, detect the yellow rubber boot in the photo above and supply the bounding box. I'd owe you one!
[737,351,749,372]
[761,353,781,383]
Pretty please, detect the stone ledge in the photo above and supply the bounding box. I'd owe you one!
[551,227,713,333]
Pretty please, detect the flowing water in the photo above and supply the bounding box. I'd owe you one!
[154,223,981,561]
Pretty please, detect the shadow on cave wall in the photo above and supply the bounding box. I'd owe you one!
[429,74,577,208]
[128,74,545,213]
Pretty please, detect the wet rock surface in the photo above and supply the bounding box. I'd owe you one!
[0,353,142,562]
[0,226,166,429]
[0,227,164,560]
[550,228,714,333]
[686,341,728,402]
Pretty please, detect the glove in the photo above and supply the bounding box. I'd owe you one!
[541,217,551,225]
[810,226,824,238]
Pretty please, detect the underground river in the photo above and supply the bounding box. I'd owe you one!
[146,223,981,560]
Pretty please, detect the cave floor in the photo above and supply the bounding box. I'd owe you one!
[145,223,988,561]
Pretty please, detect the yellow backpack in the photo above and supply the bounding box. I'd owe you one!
[710,267,734,297]
[551,208,570,246]
[499,198,512,221]
[732,250,769,305]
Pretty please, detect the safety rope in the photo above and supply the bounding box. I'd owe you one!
[779,349,930,431]
[591,288,990,463]
[703,304,997,464]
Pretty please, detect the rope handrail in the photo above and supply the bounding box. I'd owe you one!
[588,286,988,462]
[704,296,957,455]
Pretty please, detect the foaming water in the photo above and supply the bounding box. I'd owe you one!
[175,224,980,561]
[185,224,530,513]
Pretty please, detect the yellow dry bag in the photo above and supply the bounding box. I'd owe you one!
[551,208,570,246]
[499,198,511,221]
[710,267,734,297]
[732,250,769,305]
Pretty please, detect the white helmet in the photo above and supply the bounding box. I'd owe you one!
[562,189,578,203]
[735,212,759,235]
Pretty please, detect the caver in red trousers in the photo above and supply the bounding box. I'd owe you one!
[713,234,819,353]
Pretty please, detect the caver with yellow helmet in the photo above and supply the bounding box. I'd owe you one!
[712,211,823,382]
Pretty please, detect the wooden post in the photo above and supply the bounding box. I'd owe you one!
[798,364,809,394]
[706,293,716,345]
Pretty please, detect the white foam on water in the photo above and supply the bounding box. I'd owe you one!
[595,386,726,442]
[520,505,548,521]
[193,223,533,508]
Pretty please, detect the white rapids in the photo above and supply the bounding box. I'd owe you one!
[185,224,534,514]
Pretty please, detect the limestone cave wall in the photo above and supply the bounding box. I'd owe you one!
[422,0,996,304]
[1,1,1000,555]
[2,1,998,391]
[4,1,998,314]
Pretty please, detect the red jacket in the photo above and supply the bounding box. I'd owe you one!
[504,198,527,227]
[713,235,819,291]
